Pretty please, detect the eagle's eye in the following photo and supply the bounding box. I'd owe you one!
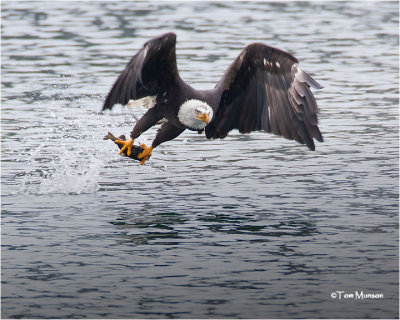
[195,109,200,115]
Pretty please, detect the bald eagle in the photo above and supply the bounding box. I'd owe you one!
[103,32,323,165]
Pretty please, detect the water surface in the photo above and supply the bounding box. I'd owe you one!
[1,1,399,319]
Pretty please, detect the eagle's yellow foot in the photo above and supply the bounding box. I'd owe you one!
[138,144,153,165]
[115,138,134,156]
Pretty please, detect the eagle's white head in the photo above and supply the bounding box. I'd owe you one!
[178,99,213,130]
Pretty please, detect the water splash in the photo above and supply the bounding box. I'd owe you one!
[15,94,119,195]
[38,154,102,195]
[19,149,103,195]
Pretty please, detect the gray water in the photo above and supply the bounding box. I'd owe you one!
[1,1,399,319]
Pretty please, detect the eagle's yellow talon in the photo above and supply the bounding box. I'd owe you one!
[115,138,134,156]
[138,144,153,165]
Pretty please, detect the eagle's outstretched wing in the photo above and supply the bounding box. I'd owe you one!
[103,32,181,110]
[206,43,323,150]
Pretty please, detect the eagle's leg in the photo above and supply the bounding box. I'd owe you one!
[115,138,134,156]
[137,121,185,165]
[114,107,162,158]
[138,144,153,165]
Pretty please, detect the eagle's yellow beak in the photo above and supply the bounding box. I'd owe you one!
[196,113,210,124]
